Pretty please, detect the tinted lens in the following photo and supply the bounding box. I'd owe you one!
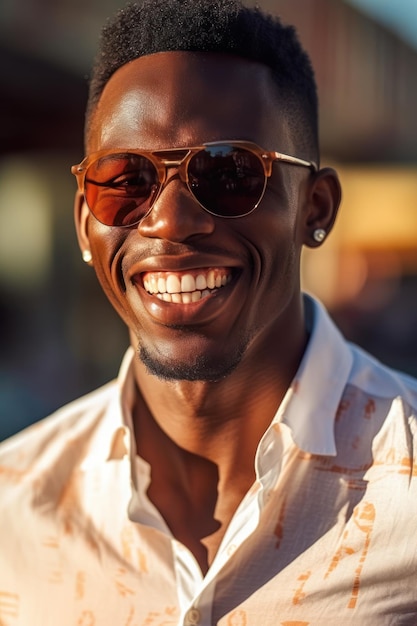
[188,145,266,217]
[84,153,160,226]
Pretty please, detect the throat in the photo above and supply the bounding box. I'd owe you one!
[146,465,253,575]
[133,393,255,573]
[131,379,260,572]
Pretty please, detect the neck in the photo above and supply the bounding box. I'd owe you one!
[130,305,308,475]
[128,302,308,572]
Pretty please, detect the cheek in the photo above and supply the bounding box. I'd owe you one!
[248,197,301,275]
[88,221,129,310]
[241,195,303,317]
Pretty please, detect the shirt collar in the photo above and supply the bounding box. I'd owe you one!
[275,294,353,456]
[80,347,136,470]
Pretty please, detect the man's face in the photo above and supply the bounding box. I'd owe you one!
[77,51,314,381]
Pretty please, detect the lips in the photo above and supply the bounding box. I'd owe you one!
[141,268,232,304]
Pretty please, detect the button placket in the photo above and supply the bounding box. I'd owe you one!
[184,606,201,625]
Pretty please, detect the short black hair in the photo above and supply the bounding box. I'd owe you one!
[87,0,318,160]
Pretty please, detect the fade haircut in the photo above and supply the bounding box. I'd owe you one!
[86,0,319,161]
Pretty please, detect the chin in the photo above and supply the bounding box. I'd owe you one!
[138,343,246,383]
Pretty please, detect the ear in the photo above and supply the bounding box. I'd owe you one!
[74,190,93,265]
[302,167,342,248]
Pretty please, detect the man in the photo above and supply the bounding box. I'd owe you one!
[1,1,416,624]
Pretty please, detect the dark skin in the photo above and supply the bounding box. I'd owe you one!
[75,51,341,573]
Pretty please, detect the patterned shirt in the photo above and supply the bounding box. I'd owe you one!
[1,295,417,625]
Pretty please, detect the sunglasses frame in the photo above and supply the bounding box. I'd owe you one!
[71,140,318,226]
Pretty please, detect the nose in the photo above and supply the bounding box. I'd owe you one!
[137,175,215,242]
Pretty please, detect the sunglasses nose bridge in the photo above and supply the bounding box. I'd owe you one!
[158,151,191,180]
[154,153,194,205]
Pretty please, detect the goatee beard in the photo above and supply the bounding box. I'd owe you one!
[138,342,248,382]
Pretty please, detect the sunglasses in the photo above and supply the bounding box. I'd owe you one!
[71,140,317,227]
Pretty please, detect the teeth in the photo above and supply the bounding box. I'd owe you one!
[166,274,181,294]
[142,269,232,303]
[155,290,214,304]
[196,274,207,290]
[207,270,215,289]
[181,274,196,292]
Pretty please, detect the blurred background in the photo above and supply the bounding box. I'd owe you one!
[1,0,416,440]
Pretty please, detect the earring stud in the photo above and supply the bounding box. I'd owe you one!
[82,250,93,264]
[313,228,326,243]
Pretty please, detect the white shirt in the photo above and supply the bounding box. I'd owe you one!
[1,295,417,625]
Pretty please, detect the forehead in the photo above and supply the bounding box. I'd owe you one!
[88,51,293,153]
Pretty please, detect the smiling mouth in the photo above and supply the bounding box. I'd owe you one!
[141,268,233,304]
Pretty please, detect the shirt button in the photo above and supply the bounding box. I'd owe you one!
[184,607,200,625]
[227,543,237,556]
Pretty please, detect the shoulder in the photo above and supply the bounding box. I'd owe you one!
[348,341,417,412]
[308,294,417,411]
[0,379,119,469]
